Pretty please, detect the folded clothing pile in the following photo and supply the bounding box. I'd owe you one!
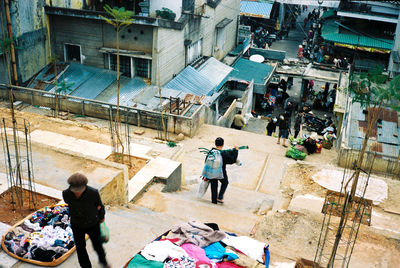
[3,204,75,262]
[127,221,269,268]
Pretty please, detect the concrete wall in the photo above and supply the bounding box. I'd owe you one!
[208,0,240,60]
[190,104,216,135]
[0,85,204,137]
[153,27,185,85]
[47,0,84,9]
[183,0,240,61]
[0,56,9,84]
[338,148,400,177]
[217,99,237,128]
[103,23,153,53]
[239,80,254,115]
[51,16,105,68]
[150,0,182,20]
[3,0,92,83]
[151,0,239,85]
[8,0,50,82]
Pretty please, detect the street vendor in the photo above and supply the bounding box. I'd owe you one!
[63,173,110,268]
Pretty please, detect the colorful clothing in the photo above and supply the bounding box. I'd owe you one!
[164,256,196,268]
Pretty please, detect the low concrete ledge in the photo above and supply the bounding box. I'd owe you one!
[20,137,128,205]
[0,172,62,200]
[288,194,325,214]
[128,157,182,202]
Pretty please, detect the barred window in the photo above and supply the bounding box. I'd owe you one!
[135,58,151,78]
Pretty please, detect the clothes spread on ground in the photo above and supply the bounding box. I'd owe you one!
[127,222,270,268]
[167,221,226,247]
[222,234,266,263]
[164,255,197,268]
[127,254,164,268]
[141,240,188,262]
[225,246,265,268]
[181,243,214,266]
[3,204,75,263]
[203,242,238,262]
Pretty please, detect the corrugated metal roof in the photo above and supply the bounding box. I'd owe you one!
[229,58,274,85]
[321,9,335,19]
[165,66,215,96]
[197,57,233,91]
[48,62,99,93]
[321,21,393,50]
[156,88,185,99]
[377,121,398,145]
[107,77,147,106]
[71,69,116,99]
[347,100,400,157]
[240,1,273,19]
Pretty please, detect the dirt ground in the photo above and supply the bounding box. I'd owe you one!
[106,154,147,178]
[0,107,112,145]
[279,163,327,210]
[255,161,400,267]
[254,210,400,267]
[0,187,59,225]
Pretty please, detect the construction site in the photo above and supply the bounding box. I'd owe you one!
[0,94,398,267]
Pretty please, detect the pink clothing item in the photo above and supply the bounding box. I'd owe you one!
[216,262,242,268]
[181,243,213,266]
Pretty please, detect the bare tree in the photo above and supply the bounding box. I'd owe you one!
[100,5,134,162]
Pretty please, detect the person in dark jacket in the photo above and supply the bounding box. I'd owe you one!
[63,173,109,268]
[294,112,304,138]
[266,117,277,136]
[210,137,238,204]
[277,114,290,147]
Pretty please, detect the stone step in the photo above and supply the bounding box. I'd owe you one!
[135,183,271,235]
[181,182,275,215]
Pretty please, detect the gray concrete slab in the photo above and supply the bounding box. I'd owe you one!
[0,143,120,193]
[180,124,289,191]
[135,183,274,235]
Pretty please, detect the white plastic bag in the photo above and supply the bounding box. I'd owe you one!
[197,177,210,198]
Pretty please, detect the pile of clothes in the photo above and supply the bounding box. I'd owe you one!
[3,204,75,262]
[126,221,269,268]
[289,136,322,155]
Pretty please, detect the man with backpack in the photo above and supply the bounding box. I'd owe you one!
[202,137,238,204]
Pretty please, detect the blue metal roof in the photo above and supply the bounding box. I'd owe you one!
[377,121,399,145]
[240,1,273,19]
[165,66,215,96]
[54,63,99,94]
[108,77,147,106]
[71,69,116,99]
[197,57,233,91]
[229,58,274,85]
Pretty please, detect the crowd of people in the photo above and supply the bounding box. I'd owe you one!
[298,8,351,68]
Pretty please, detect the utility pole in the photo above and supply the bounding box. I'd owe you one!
[4,0,18,85]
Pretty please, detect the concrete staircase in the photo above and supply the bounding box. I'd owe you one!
[135,183,275,235]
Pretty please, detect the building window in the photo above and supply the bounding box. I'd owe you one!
[186,39,203,65]
[110,54,132,77]
[64,44,81,63]
[134,58,151,78]
[215,27,226,51]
